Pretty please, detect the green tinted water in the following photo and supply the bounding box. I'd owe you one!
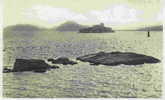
[3,31,162,98]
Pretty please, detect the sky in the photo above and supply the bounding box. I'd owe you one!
[4,0,163,29]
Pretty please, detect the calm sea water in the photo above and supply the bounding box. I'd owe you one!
[3,31,163,98]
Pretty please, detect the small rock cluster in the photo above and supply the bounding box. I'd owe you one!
[48,57,77,65]
[3,51,161,73]
[3,57,77,73]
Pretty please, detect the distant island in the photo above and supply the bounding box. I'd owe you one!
[136,25,163,31]
[3,24,46,37]
[55,21,88,32]
[4,24,43,32]
[3,23,162,34]
[79,23,114,33]
[116,25,163,31]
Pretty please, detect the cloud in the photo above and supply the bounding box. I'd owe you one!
[156,11,163,21]
[24,5,88,24]
[24,4,143,25]
[140,10,163,23]
[87,4,142,25]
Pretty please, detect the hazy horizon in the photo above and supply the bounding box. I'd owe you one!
[4,0,163,29]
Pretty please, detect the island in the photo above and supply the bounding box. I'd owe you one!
[79,23,114,33]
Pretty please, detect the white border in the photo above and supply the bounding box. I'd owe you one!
[0,0,3,99]
[0,0,165,100]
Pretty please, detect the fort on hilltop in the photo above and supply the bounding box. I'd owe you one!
[79,23,114,33]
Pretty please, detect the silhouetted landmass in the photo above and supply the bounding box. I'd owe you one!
[4,24,44,32]
[56,21,88,32]
[79,23,114,33]
[136,25,163,31]
[115,25,163,31]
[77,52,160,66]
[3,24,45,37]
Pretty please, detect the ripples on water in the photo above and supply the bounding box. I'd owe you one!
[3,31,162,98]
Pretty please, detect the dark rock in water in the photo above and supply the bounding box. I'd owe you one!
[13,59,53,72]
[3,68,13,73]
[77,52,160,66]
[50,65,60,69]
[47,58,54,62]
[47,57,77,65]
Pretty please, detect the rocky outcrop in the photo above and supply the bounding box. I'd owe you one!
[47,57,77,65]
[77,52,160,66]
[11,59,59,73]
[3,57,77,73]
[3,51,160,73]
[79,23,114,33]
[3,68,13,73]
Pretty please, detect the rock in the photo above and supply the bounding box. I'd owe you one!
[47,57,77,65]
[13,59,53,72]
[47,58,54,62]
[50,65,60,69]
[76,52,160,66]
[3,68,12,73]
